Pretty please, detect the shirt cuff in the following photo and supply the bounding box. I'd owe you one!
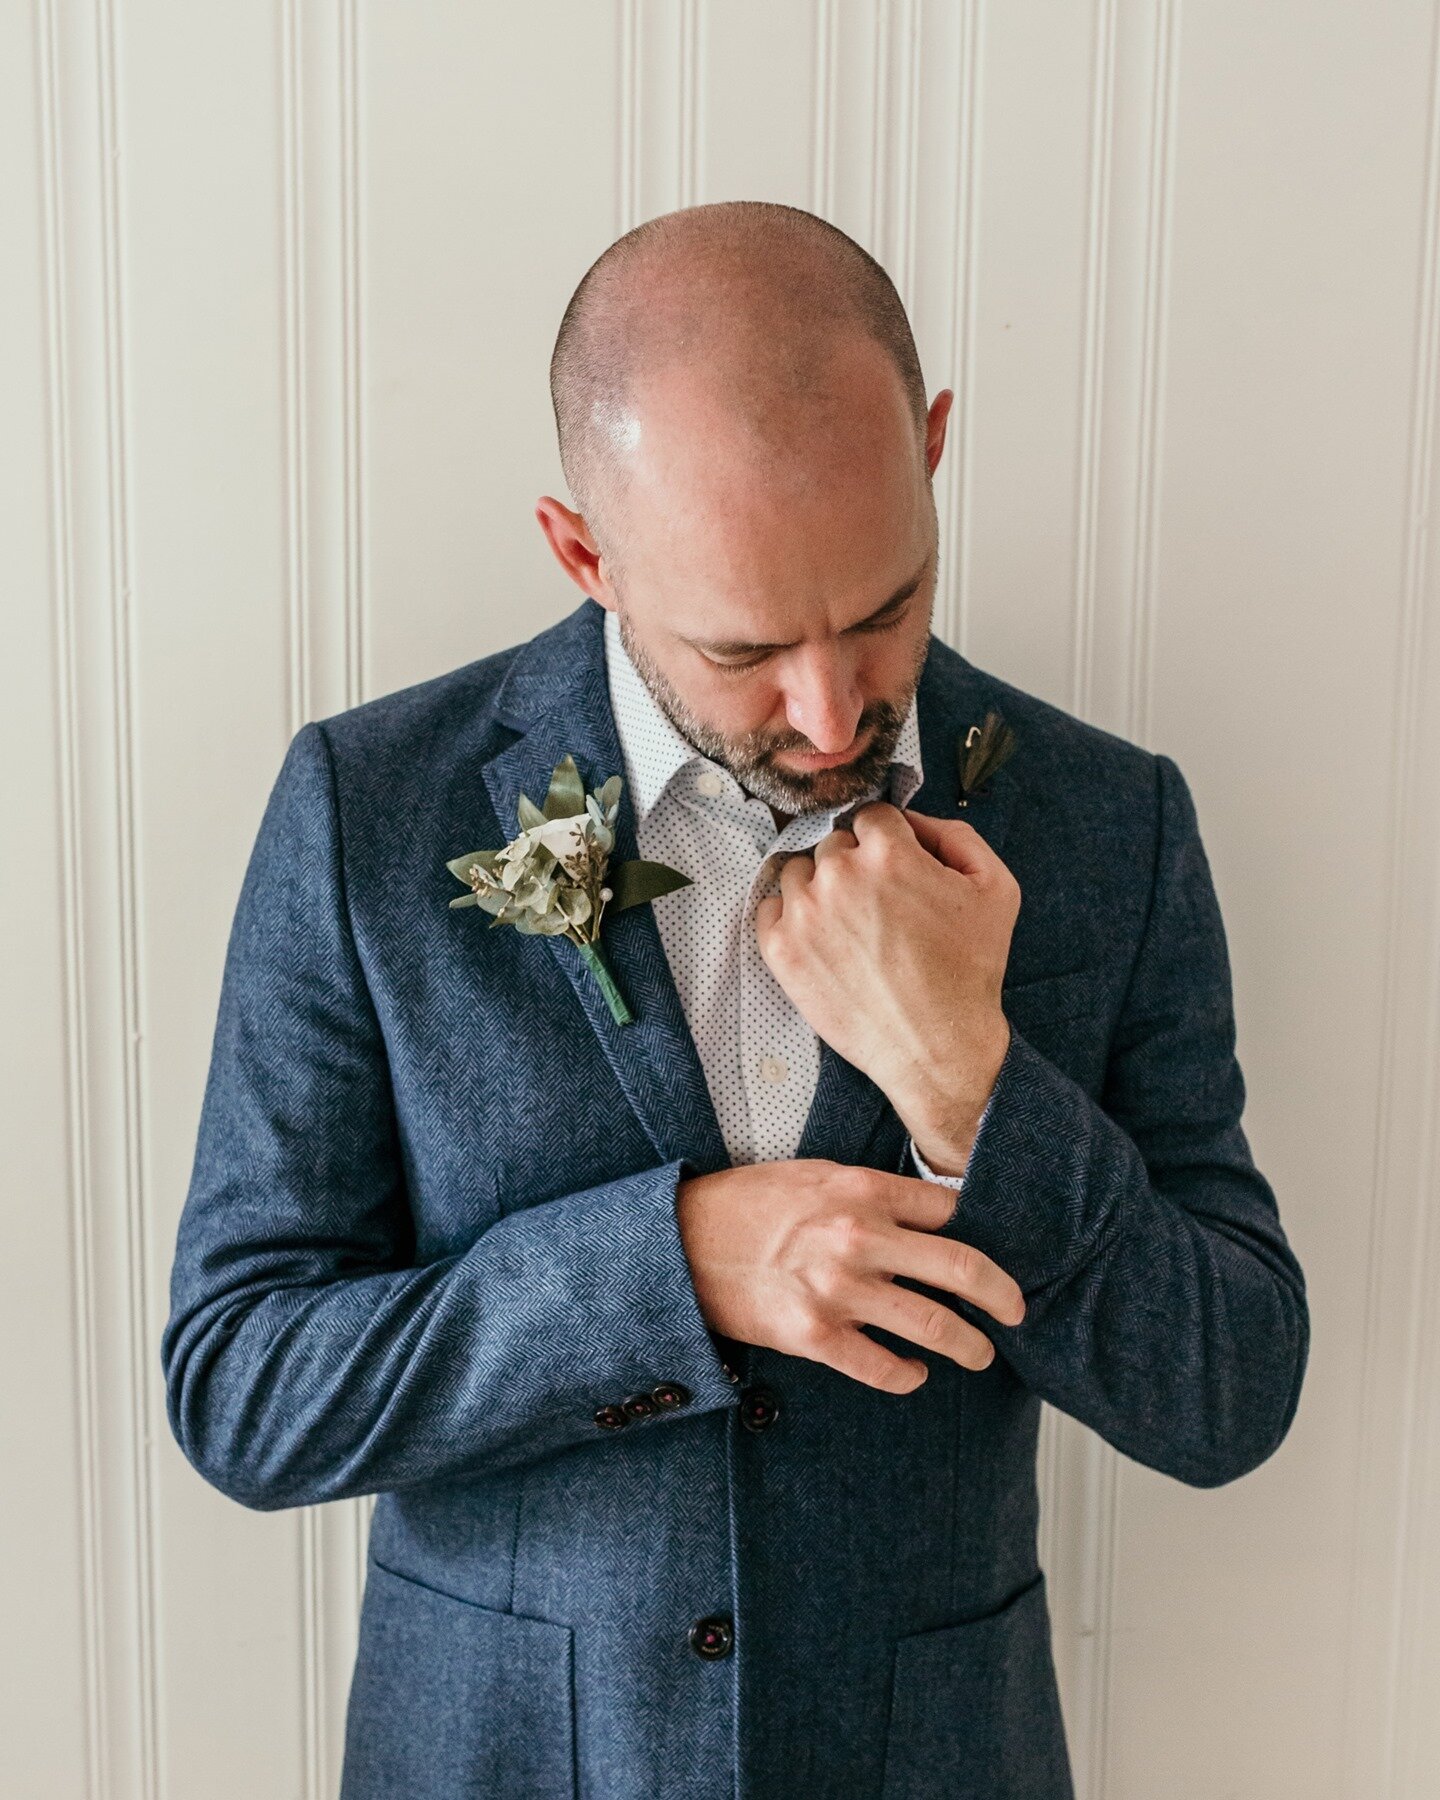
[906,1091,997,1191]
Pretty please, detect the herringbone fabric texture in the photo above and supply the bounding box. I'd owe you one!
[160,596,1309,1799]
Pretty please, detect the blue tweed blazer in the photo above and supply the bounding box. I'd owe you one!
[161,595,1309,1799]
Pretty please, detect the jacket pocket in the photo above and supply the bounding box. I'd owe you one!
[1001,964,1101,1026]
[878,1570,1073,1800]
[340,1557,576,1800]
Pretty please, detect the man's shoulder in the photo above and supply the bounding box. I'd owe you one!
[924,636,1158,803]
[310,600,590,774]
[311,640,522,767]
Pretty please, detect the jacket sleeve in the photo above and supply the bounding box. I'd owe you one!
[160,721,742,1513]
[937,750,1310,1488]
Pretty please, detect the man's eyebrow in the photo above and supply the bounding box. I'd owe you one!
[680,556,931,657]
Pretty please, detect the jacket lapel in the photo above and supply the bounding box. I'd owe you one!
[793,640,1023,1171]
[479,597,1024,1182]
[480,601,733,1176]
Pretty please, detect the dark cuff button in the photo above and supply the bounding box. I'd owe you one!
[739,1386,780,1432]
[720,1360,741,1384]
[651,1382,691,1410]
[688,1614,734,1659]
[594,1404,628,1431]
[620,1391,658,1422]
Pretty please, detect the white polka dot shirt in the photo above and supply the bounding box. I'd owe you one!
[603,607,985,1194]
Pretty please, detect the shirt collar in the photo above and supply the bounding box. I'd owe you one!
[603,604,924,828]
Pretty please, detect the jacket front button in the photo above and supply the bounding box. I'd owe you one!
[594,1404,628,1431]
[651,1382,691,1410]
[688,1615,734,1659]
[620,1391,658,1421]
[739,1386,780,1432]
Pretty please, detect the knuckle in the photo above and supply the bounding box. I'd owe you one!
[807,1259,848,1305]
[825,1208,872,1261]
[794,1312,833,1357]
[945,1237,982,1295]
[913,1302,953,1352]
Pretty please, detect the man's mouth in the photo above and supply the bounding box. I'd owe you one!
[776,726,873,771]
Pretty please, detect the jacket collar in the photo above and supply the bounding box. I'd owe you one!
[481,595,1019,1176]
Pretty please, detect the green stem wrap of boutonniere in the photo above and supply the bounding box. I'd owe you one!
[445,753,691,1027]
[956,708,1017,806]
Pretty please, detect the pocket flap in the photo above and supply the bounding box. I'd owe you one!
[1001,964,1101,1025]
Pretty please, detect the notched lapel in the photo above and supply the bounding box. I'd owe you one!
[477,611,731,1179]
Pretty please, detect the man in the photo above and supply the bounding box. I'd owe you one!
[161,200,1309,1799]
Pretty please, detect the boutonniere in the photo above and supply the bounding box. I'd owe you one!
[446,753,691,1027]
[956,708,1017,806]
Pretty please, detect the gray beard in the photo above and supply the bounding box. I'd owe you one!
[617,608,924,817]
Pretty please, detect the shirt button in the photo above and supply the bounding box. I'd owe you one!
[695,769,725,797]
[758,1055,788,1084]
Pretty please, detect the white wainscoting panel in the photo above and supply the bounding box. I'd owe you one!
[3,2,1437,1795]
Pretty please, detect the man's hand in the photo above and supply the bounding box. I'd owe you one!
[754,802,1019,1174]
[676,1160,1026,1393]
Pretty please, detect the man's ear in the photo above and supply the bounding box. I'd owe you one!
[535,495,612,603]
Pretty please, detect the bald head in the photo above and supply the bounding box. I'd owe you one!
[548,200,930,573]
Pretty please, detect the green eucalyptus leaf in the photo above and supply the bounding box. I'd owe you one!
[446,848,499,884]
[516,791,546,832]
[598,774,623,812]
[542,754,586,820]
[449,892,480,908]
[608,858,693,911]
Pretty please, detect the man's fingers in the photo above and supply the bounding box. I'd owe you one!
[848,801,914,851]
[902,808,994,877]
[887,1227,1027,1328]
[797,1318,930,1395]
[858,1281,998,1372]
[810,826,856,864]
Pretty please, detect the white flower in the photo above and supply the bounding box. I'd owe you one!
[464,774,621,945]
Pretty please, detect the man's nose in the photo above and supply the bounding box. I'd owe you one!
[781,655,865,755]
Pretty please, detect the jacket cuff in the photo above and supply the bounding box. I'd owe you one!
[938,1025,1132,1294]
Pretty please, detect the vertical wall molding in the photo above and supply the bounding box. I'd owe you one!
[936,0,981,651]
[1341,1,1440,1792]
[281,0,375,1783]
[34,0,103,1791]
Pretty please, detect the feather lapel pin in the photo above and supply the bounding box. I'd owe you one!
[446,753,691,1027]
[956,708,1017,807]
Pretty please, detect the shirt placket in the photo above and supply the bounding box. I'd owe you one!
[739,837,822,1166]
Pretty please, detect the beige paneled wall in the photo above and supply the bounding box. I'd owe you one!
[4,2,1438,1795]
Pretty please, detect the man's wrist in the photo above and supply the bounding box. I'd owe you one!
[904,1014,1011,1176]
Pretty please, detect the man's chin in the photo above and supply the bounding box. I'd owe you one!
[746,757,878,815]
